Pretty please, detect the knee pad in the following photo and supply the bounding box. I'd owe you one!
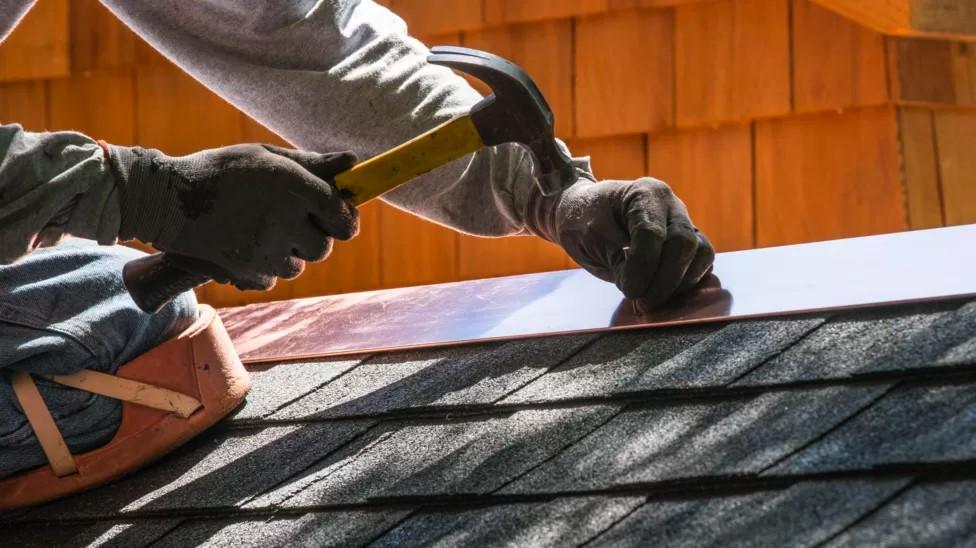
[0,305,250,511]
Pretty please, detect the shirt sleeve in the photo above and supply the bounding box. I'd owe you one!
[0,125,120,263]
[0,0,36,43]
[100,0,592,237]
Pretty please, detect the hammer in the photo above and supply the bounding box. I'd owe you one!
[123,46,579,313]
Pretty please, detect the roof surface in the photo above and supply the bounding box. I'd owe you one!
[3,297,976,546]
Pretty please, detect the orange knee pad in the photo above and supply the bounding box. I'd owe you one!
[0,305,250,511]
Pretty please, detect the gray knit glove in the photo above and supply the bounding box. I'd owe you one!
[108,143,358,290]
[526,177,715,309]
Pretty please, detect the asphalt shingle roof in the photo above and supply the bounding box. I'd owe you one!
[3,297,976,546]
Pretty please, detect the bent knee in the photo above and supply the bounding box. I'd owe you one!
[0,239,198,373]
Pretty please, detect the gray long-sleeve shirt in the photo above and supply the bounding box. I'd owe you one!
[0,0,591,264]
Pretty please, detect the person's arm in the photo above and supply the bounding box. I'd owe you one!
[0,3,122,262]
[0,122,360,290]
[101,0,715,305]
[0,124,120,263]
[100,0,582,237]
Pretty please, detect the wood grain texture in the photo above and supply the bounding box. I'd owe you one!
[390,0,483,36]
[0,80,47,129]
[380,204,459,287]
[484,0,608,25]
[949,41,976,104]
[897,107,945,229]
[675,0,791,126]
[0,0,69,82]
[809,0,910,35]
[134,64,244,155]
[888,37,955,104]
[933,109,976,225]
[613,0,711,6]
[575,9,674,137]
[911,0,976,37]
[464,20,574,137]
[812,0,976,39]
[133,35,174,67]
[792,0,888,113]
[69,0,137,72]
[755,107,907,246]
[647,124,754,251]
[888,37,976,106]
[49,70,135,143]
[418,32,464,48]
[565,135,647,180]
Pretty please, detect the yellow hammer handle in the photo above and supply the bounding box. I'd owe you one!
[335,115,484,206]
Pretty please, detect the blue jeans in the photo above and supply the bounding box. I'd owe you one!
[0,239,197,478]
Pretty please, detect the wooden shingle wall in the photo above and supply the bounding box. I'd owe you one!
[0,0,973,307]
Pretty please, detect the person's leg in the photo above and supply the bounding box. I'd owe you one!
[0,239,198,477]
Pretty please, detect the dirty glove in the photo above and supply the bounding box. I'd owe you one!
[526,177,715,309]
[107,143,358,290]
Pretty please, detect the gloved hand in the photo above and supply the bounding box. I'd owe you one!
[106,143,358,290]
[526,177,715,309]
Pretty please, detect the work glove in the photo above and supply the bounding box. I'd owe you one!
[106,143,358,290]
[526,176,715,310]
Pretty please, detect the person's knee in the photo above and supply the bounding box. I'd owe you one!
[0,239,198,375]
[0,241,199,478]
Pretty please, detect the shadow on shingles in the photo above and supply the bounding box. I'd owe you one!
[5,334,596,545]
[296,342,560,417]
[8,299,976,547]
[739,299,976,386]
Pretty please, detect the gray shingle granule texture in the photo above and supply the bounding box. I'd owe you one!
[3,297,975,547]
[230,357,366,421]
[825,480,976,546]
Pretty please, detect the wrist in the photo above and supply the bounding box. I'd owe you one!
[107,145,185,245]
[524,174,594,243]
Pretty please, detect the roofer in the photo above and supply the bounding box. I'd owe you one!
[0,1,713,481]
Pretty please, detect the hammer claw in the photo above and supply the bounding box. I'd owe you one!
[428,46,576,196]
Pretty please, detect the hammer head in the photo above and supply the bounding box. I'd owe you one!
[429,46,578,196]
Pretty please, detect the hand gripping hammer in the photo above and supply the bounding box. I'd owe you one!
[122,46,579,312]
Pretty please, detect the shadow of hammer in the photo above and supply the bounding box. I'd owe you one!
[122,46,580,313]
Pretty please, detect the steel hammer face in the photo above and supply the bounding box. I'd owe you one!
[428,46,578,195]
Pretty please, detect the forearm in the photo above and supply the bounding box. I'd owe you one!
[101,0,591,236]
[0,125,120,263]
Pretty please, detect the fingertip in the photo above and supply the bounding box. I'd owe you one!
[330,203,360,241]
[618,228,665,298]
[231,273,276,291]
[334,151,358,172]
[278,257,306,280]
[617,254,651,299]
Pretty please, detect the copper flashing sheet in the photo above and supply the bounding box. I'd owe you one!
[221,225,976,364]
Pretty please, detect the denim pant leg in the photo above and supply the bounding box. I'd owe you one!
[0,239,198,478]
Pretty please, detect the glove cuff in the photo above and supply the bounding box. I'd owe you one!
[524,184,559,243]
[107,145,186,246]
[524,170,596,243]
